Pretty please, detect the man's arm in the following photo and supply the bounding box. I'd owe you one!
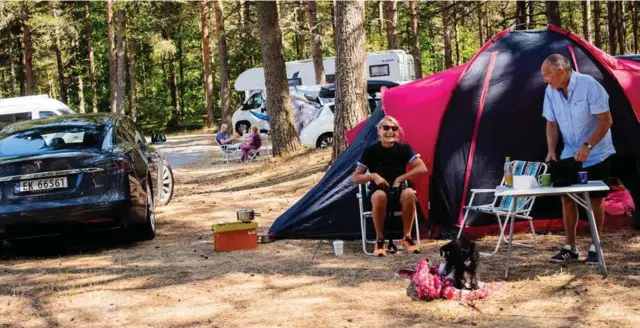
[394,158,428,186]
[586,111,613,147]
[546,121,559,161]
[353,166,371,184]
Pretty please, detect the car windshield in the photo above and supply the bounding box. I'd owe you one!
[57,108,75,115]
[0,125,105,157]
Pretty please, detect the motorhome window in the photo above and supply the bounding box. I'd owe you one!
[39,111,56,118]
[287,78,302,86]
[246,94,264,110]
[329,105,335,113]
[369,64,390,77]
[325,74,335,83]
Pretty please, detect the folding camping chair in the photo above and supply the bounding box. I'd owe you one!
[215,138,240,164]
[357,180,421,256]
[457,160,548,257]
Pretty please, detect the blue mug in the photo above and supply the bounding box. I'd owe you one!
[577,171,588,184]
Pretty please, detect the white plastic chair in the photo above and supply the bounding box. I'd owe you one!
[457,160,548,257]
[215,138,241,164]
[357,181,421,256]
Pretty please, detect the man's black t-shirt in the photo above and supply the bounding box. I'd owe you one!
[358,141,417,189]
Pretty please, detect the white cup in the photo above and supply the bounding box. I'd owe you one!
[333,240,344,256]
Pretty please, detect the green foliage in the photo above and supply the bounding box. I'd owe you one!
[0,0,637,132]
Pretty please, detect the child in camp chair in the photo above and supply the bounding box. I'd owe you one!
[352,115,428,257]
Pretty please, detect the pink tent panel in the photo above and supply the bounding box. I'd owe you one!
[381,64,466,222]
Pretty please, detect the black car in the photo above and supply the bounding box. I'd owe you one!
[0,113,174,244]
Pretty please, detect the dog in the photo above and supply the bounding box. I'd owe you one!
[438,237,480,290]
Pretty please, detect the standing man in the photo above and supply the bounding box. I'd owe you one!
[541,54,615,265]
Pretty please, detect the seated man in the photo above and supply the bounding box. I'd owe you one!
[216,124,240,150]
[352,116,428,257]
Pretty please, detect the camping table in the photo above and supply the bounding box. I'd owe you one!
[494,181,610,279]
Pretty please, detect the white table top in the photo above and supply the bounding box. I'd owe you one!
[494,181,609,197]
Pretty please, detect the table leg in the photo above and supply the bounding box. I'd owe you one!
[505,197,517,279]
[581,192,608,278]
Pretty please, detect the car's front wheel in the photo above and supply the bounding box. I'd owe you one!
[316,133,333,148]
[158,161,174,206]
[129,180,156,241]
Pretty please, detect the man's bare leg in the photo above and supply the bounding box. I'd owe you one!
[562,196,579,249]
[400,188,416,237]
[371,191,387,239]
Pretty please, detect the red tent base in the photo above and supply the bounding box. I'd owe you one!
[458,215,633,241]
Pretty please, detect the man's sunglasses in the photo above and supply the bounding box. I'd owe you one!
[381,125,399,132]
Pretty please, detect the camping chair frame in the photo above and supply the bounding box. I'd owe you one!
[457,160,548,257]
[357,182,421,256]
[241,133,271,164]
[215,138,241,164]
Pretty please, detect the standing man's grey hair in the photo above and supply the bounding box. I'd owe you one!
[544,54,572,72]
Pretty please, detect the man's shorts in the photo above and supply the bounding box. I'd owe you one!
[367,182,411,212]
[584,156,612,199]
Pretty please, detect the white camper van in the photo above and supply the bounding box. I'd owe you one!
[0,95,75,130]
[233,50,415,100]
[231,50,415,133]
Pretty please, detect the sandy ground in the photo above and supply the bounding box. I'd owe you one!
[0,145,639,328]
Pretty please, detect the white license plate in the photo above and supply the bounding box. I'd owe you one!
[17,177,68,192]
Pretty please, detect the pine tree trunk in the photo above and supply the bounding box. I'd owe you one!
[8,33,16,96]
[385,0,398,49]
[454,21,460,65]
[478,3,485,46]
[594,0,602,49]
[332,0,368,160]
[378,1,384,35]
[128,6,136,121]
[582,0,591,43]
[616,1,626,55]
[177,35,185,112]
[296,1,307,59]
[22,4,35,96]
[528,0,536,29]
[545,1,562,27]
[201,0,215,128]
[84,1,98,113]
[516,0,527,29]
[52,5,67,104]
[107,0,117,113]
[78,75,85,113]
[308,1,326,84]
[608,1,618,55]
[410,0,422,79]
[214,0,231,129]
[256,1,302,156]
[443,1,453,69]
[330,0,336,43]
[164,28,180,128]
[239,0,245,27]
[633,1,638,54]
[116,9,126,114]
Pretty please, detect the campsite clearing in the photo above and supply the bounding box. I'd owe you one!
[0,148,639,327]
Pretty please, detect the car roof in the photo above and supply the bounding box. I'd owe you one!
[0,113,119,135]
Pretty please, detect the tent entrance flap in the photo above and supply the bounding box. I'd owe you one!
[457,51,499,226]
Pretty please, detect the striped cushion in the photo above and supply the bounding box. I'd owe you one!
[498,161,543,211]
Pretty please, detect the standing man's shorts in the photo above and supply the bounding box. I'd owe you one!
[584,156,612,199]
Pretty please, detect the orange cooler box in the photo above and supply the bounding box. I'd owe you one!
[212,221,258,252]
